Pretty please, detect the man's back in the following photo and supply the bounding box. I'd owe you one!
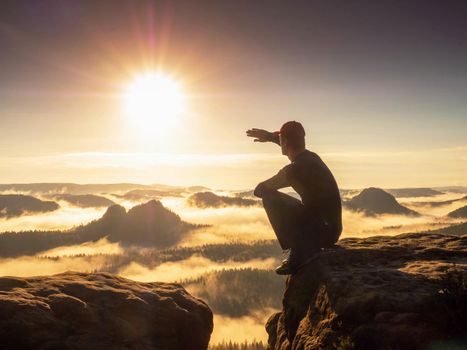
[280,149,342,239]
[248,123,342,273]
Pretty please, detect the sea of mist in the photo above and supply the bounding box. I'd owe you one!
[0,186,465,344]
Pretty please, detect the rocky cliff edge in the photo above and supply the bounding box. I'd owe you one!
[266,232,466,349]
[0,272,213,350]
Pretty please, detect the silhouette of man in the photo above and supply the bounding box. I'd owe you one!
[246,121,342,274]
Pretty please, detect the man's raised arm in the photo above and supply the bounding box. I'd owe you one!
[246,128,280,146]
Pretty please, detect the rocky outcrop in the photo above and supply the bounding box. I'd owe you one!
[121,200,191,245]
[266,232,466,349]
[344,187,420,216]
[77,200,197,247]
[0,200,200,258]
[0,194,59,218]
[0,272,213,350]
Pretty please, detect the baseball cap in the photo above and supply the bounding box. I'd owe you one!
[275,121,305,138]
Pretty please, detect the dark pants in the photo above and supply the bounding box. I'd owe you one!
[261,189,333,252]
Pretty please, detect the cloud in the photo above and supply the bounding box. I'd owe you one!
[2,190,463,258]
[210,308,276,344]
[156,197,276,246]
[0,152,288,188]
[0,255,108,277]
[0,204,104,232]
[1,152,284,170]
[397,193,467,217]
[159,193,466,245]
[341,208,461,237]
[118,255,278,283]
[438,146,467,152]
[187,191,260,209]
[39,238,123,257]
[1,188,464,345]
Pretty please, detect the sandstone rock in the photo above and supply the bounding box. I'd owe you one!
[266,232,467,349]
[344,187,420,216]
[77,200,196,247]
[0,272,213,350]
[448,205,467,219]
[0,200,199,258]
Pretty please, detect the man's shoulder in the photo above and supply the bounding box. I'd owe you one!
[284,150,324,176]
[295,149,321,164]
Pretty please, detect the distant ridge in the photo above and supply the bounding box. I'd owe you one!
[424,221,467,236]
[117,189,183,201]
[48,194,115,208]
[412,195,467,207]
[447,205,467,219]
[344,187,420,216]
[385,187,443,198]
[433,186,467,194]
[0,194,59,218]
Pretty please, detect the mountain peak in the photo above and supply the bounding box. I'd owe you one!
[78,200,193,247]
[344,187,420,216]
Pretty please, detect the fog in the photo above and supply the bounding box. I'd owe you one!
[2,190,464,242]
[400,193,467,217]
[0,188,465,344]
[118,255,278,283]
[157,197,275,246]
[1,190,464,279]
[40,237,123,257]
[340,209,461,237]
[209,308,277,344]
[0,204,105,232]
[158,192,466,245]
[0,254,108,277]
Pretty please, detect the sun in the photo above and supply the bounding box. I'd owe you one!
[124,72,185,132]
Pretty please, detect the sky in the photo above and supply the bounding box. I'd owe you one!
[0,0,466,189]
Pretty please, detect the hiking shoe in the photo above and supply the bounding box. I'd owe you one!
[275,258,295,275]
[275,249,322,275]
[275,249,300,275]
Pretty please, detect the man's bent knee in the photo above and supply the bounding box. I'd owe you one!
[254,182,279,198]
[261,188,280,205]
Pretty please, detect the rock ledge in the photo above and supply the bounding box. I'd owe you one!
[0,271,213,350]
[266,232,466,349]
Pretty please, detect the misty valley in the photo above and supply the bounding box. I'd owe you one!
[0,183,466,347]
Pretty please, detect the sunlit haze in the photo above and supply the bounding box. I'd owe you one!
[0,1,465,189]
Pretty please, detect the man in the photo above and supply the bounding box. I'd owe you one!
[246,121,342,275]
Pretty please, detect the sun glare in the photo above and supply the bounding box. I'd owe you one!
[124,72,185,134]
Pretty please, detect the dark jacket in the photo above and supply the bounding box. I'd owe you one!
[254,149,342,240]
